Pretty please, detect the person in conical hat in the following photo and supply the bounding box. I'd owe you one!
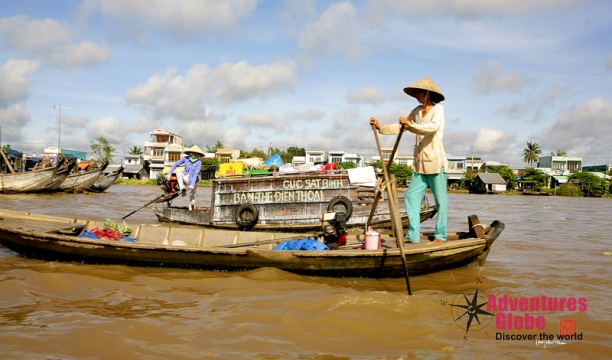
[167,145,205,210]
[369,77,448,245]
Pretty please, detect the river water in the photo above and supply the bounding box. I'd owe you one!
[0,186,610,359]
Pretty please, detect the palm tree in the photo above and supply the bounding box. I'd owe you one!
[128,146,143,155]
[550,150,567,156]
[522,141,541,167]
[205,140,224,153]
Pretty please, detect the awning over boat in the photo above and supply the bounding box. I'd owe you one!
[162,166,185,174]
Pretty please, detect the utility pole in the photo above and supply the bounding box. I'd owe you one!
[471,145,474,170]
[54,104,71,157]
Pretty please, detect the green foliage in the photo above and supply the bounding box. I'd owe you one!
[335,162,357,170]
[103,218,132,237]
[568,171,609,196]
[389,163,412,185]
[363,160,411,185]
[240,148,268,160]
[556,183,584,197]
[485,165,517,189]
[286,147,306,157]
[551,150,567,156]
[128,145,143,155]
[2,144,11,150]
[205,140,224,153]
[90,137,117,163]
[522,141,541,167]
[459,169,479,190]
[201,158,221,172]
[519,168,550,191]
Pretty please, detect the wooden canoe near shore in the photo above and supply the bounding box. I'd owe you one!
[44,158,78,191]
[0,157,64,193]
[152,171,437,232]
[58,162,108,192]
[0,208,504,278]
[90,166,124,192]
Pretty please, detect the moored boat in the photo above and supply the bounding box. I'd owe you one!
[0,157,64,193]
[89,166,124,192]
[44,158,78,191]
[58,162,108,192]
[0,208,504,278]
[152,171,437,232]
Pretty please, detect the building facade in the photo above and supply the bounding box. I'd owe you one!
[142,128,183,178]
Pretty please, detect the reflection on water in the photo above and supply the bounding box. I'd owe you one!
[1,187,611,359]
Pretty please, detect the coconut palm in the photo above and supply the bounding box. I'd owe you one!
[128,146,143,155]
[550,150,567,156]
[522,141,541,167]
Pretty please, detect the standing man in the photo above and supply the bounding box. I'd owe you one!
[167,145,204,211]
[370,77,448,245]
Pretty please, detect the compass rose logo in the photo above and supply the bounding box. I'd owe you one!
[450,287,495,333]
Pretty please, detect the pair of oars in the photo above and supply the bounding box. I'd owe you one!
[369,122,412,295]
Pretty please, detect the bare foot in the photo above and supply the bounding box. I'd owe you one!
[429,238,445,245]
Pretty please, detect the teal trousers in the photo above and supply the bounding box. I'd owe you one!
[405,169,448,243]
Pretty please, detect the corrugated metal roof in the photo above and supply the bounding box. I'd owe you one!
[477,173,506,184]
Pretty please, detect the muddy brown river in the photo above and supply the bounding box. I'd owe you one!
[1,185,611,359]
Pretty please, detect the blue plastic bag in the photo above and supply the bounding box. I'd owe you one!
[78,230,98,239]
[273,237,329,251]
[119,237,137,242]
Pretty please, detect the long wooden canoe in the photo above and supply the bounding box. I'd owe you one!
[58,162,108,192]
[44,158,78,191]
[0,209,504,278]
[90,166,124,192]
[0,158,64,193]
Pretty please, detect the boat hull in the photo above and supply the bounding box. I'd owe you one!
[0,209,504,278]
[58,168,104,192]
[0,166,59,193]
[90,167,123,192]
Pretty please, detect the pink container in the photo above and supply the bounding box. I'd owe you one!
[364,227,381,250]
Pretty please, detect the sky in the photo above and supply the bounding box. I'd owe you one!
[0,0,611,168]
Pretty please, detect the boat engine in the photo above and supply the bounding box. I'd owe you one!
[160,174,179,194]
[320,211,347,250]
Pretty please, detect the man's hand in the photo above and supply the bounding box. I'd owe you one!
[188,185,194,190]
[369,117,380,129]
[165,174,171,181]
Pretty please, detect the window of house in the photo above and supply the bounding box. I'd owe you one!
[383,152,391,161]
[168,153,182,162]
[331,156,343,163]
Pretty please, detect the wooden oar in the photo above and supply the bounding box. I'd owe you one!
[122,192,179,219]
[366,123,406,228]
[370,125,412,295]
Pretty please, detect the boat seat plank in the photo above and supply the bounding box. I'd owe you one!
[0,216,83,234]
[168,227,203,247]
[138,226,170,245]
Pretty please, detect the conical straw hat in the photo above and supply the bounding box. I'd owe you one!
[185,145,205,156]
[403,77,445,102]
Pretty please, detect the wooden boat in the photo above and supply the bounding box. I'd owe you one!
[152,172,437,232]
[0,208,505,278]
[89,166,124,192]
[58,162,108,192]
[44,158,78,191]
[0,157,64,193]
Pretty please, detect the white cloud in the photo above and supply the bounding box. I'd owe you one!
[474,128,514,152]
[539,96,612,160]
[474,60,526,93]
[606,54,612,69]
[81,0,258,36]
[0,15,111,67]
[62,116,90,128]
[0,59,41,106]
[223,127,250,150]
[126,60,297,120]
[0,104,31,142]
[366,0,582,20]
[297,1,369,62]
[279,0,318,25]
[285,108,325,122]
[347,86,382,104]
[238,113,286,133]
[87,116,158,144]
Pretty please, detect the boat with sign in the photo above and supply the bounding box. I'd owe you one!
[0,208,504,278]
[152,171,437,232]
